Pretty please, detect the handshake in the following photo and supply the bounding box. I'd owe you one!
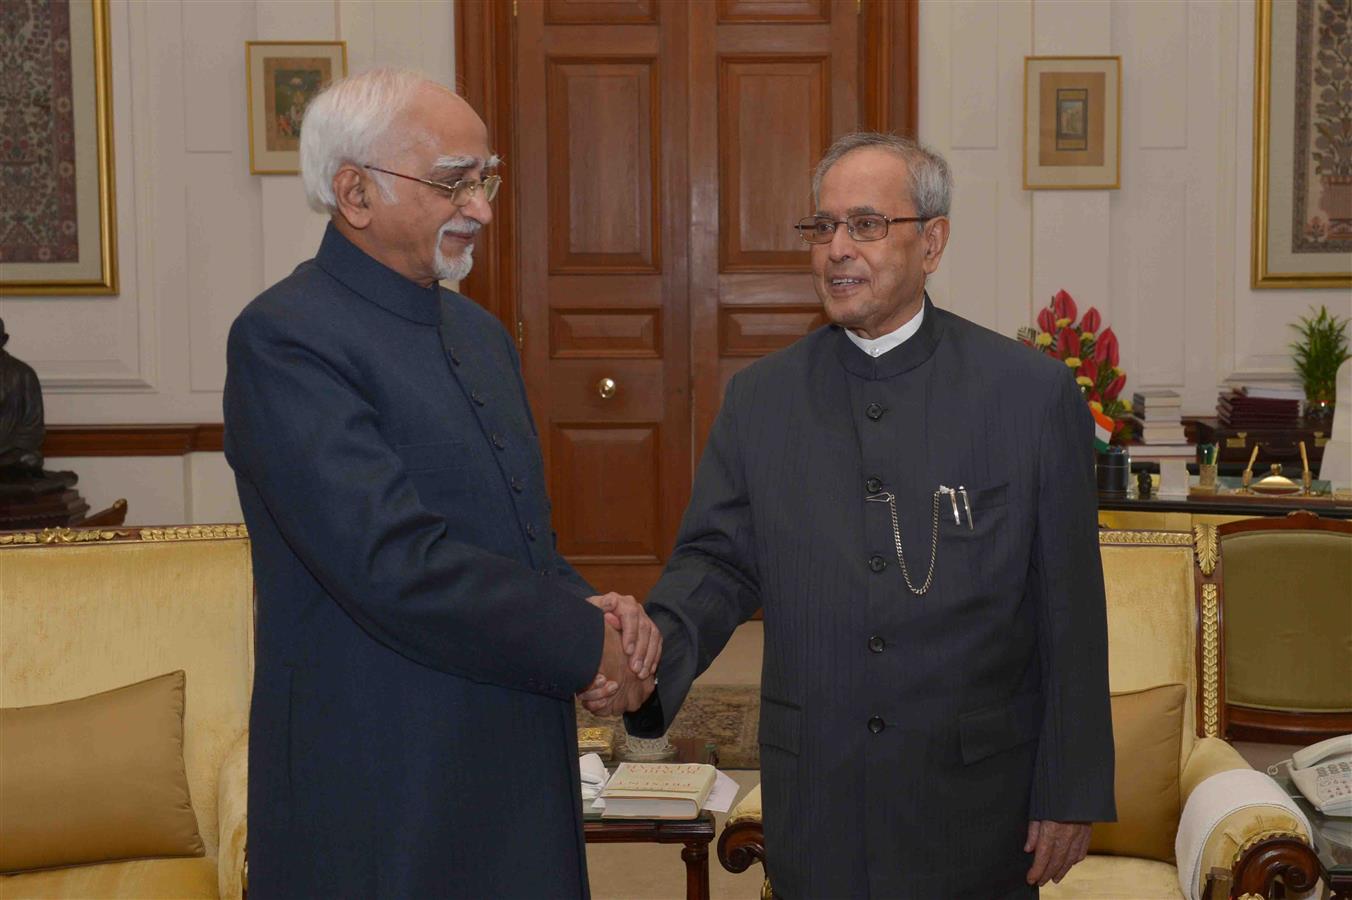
[579,592,662,717]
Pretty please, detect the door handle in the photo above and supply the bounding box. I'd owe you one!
[597,377,617,400]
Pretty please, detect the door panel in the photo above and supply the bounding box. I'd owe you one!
[718,56,830,270]
[546,57,661,272]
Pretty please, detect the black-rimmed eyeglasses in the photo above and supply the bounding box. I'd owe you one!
[363,164,502,206]
[795,214,930,244]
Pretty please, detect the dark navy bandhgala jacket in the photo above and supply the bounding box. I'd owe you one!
[224,224,603,899]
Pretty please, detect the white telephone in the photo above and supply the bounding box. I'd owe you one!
[1271,733,1352,817]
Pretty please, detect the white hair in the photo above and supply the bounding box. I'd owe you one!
[299,67,444,214]
[812,132,953,222]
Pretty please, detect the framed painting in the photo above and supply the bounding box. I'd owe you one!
[0,0,117,296]
[1023,56,1121,190]
[245,41,347,175]
[1252,0,1352,289]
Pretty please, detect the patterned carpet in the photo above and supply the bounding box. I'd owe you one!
[577,684,762,769]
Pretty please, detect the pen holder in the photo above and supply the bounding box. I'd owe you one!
[1196,462,1218,494]
[1095,447,1129,497]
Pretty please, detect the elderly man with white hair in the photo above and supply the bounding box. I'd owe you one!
[224,68,658,899]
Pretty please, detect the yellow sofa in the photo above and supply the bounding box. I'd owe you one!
[0,525,253,899]
[717,529,1321,900]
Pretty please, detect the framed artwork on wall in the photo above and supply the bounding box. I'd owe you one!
[0,0,118,296]
[1022,56,1121,191]
[245,41,347,175]
[1252,0,1352,289]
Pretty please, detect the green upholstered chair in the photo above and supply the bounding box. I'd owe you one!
[1205,512,1352,744]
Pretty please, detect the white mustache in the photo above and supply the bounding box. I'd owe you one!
[440,220,482,239]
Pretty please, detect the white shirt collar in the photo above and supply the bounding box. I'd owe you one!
[844,304,925,358]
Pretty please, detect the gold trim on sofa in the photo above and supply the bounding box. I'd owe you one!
[0,524,249,547]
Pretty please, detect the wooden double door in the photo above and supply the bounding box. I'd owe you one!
[458,0,917,597]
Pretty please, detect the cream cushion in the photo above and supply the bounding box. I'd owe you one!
[0,671,203,872]
[1041,855,1183,899]
[1089,683,1185,863]
[0,857,218,900]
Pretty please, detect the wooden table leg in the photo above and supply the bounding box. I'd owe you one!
[682,840,710,900]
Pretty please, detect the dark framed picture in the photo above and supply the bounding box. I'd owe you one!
[1251,0,1352,288]
[245,41,347,175]
[1023,56,1121,191]
[1,0,118,295]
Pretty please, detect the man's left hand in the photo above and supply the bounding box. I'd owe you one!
[1024,820,1091,886]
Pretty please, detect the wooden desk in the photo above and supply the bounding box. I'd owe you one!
[1098,486,1352,532]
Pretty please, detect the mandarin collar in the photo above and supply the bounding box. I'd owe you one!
[314,222,442,325]
[834,294,944,380]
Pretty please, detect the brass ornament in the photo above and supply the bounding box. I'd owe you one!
[1201,583,1220,737]
[1098,530,1193,546]
[1193,524,1219,576]
[140,525,249,541]
[0,527,124,545]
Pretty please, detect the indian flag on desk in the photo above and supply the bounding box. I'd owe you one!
[1090,406,1115,453]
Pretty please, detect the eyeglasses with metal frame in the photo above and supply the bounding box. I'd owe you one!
[362,164,502,206]
[794,214,931,244]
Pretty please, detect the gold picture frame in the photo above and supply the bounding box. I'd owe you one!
[1022,56,1121,191]
[1251,0,1352,289]
[245,41,347,175]
[1,0,117,296]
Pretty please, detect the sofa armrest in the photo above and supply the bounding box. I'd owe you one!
[717,783,765,875]
[1178,738,1318,900]
[216,729,249,900]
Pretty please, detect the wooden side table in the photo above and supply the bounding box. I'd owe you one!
[582,737,720,900]
[584,814,715,900]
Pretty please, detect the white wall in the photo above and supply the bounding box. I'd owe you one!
[5,0,1349,525]
[920,0,1352,415]
[0,0,456,524]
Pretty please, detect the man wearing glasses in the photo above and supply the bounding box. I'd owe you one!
[225,68,658,899]
[609,132,1115,898]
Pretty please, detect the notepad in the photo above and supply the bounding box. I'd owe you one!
[599,762,717,819]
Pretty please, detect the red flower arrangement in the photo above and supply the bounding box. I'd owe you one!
[1018,289,1133,443]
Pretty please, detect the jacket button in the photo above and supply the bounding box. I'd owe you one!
[868,716,886,734]
[526,523,537,540]
[865,402,885,421]
[868,635,885,653]
[510,476,524,493]
[471,390,485,406]
[539,568,550,577]
[868,554,887,573]
[865,476,882,493]
[492,434,505,450]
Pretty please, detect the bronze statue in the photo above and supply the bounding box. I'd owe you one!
[0,318,47,474]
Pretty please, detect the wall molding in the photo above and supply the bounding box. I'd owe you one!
[43,424,224,457]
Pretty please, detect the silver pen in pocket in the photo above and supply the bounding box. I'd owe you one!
[938,484,960,525]
[957,486,973,530]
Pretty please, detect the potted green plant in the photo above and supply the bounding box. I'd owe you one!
[1289,305,1351,424]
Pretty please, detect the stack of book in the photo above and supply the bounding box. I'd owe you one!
[1218,386,1303,429]
[1130,390,1193,457]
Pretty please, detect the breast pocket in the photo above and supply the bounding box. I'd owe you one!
[394,439,466,473]
[937,481,1014,601]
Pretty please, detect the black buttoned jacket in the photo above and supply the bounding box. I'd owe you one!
[629,298,1116,899]
[225,224,602,899]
